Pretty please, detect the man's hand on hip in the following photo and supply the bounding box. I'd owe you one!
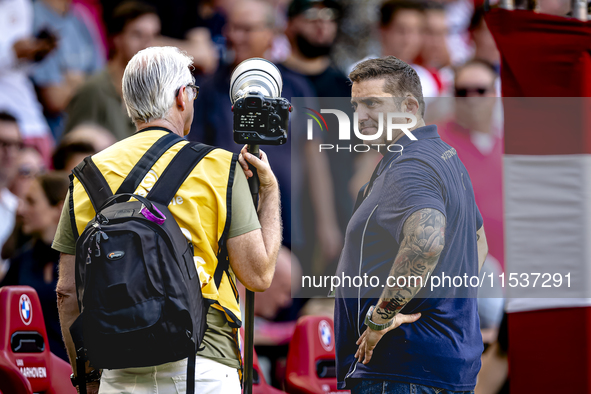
[238,145,278,193]
[355,313,421,364]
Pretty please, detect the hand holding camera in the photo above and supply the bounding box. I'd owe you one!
[238,145,278,193]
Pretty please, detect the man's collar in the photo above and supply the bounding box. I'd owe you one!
[394,124,439,148]
[379,124,439,168]
[134,126,175,135]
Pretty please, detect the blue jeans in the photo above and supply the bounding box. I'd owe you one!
[350,380,474,394]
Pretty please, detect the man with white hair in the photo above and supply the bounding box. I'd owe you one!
[53,46,282,393]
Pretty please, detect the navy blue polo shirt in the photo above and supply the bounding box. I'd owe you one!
[334,125,483,391]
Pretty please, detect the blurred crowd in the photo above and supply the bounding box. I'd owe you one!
[0,0,545,389]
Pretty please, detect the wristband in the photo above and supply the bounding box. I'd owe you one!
[364,305,395,331]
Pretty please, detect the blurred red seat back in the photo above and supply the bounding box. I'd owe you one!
[285,316,349,394]
[0,286,75,394]
[240,327,286,394]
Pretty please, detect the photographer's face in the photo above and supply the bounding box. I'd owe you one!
[225,1,274,65]
[351,78,407,146]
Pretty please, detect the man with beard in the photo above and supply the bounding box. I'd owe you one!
[64,1,161,140]
[282,0,349,98]
[335,56,487,394]
[188,0,326,253]
[281,0,353,278]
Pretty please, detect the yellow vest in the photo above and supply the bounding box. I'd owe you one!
[69,129,242,327]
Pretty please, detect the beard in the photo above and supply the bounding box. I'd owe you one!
[296,33,332,59]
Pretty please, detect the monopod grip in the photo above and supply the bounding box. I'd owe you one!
[247,145,260,196]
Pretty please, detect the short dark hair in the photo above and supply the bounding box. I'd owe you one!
[380,0,425,28]
[52,141,96,171]
[37,171,70,207]
[455,58,498,83]
[107,1,158,36]
[349,56,425,117]
[0,111,18,124]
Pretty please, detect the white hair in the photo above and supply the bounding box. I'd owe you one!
[122,46,194,123]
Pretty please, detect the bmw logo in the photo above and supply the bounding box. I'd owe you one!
[19,294,33,325]
[318,320,334,352]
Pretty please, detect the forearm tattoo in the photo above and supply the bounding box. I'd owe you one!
[374,208,446,321]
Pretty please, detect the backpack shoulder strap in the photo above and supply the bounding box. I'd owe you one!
[116,132,182,195]
[72,156,113,213]
[147,141,216,205]
[212,153,238,289]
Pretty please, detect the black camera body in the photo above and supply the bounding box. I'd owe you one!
[233,92,290,145]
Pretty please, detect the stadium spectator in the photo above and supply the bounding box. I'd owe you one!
[438,59,503,268]
[188,0,321,252]
[378,0,439,97]
[282,0,350,276]
[101,0,219,75]
[10,148,46,201]
[62,123,117,152]
[443,0,474,66]
[64,1,160,140]
[469,6,500,72]
[31,0,104,139]
[0,0,56,164]
[52,140,96,172]
[0,171,70,362]
[419,2,454,96]
[283,0,348,99]
[438,59,505,336]
[1,147,46,268]
[0,113,22,281]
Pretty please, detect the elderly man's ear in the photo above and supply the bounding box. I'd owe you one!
[176,87,187,111]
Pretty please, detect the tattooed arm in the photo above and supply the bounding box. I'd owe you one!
[355,208,445,364]
[371,208,446,324]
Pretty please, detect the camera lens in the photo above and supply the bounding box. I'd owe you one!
[229,58,283,104]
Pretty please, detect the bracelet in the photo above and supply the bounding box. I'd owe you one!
[364,305,395,331]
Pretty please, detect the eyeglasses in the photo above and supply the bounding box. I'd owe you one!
[176,84,200,101]
[302,7,338,21]
[0,139,24,151]
[454,86,492,97]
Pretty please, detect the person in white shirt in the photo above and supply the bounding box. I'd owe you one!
[0,112,23,281]
[378,0,439,98]
[0,0,55,164]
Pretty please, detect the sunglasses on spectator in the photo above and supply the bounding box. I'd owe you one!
[303,7,338,21]
[0,139,24,151]
[176,84,200,101]
[454,86,493,97]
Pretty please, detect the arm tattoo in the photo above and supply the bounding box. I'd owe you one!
[374,208,446,322]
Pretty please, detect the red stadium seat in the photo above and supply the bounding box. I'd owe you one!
[0,286,76,394]
[285,316,349,394]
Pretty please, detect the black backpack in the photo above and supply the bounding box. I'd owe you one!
[69,133,218,394]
